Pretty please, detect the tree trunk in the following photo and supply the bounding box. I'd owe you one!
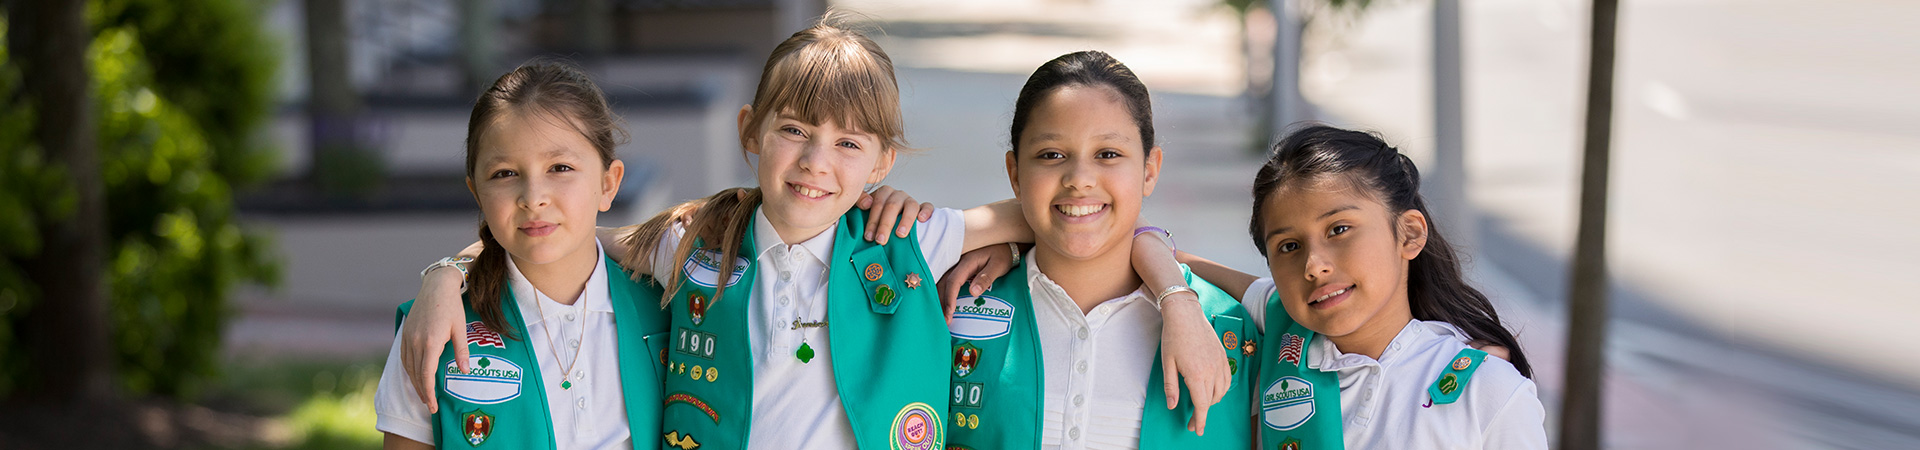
[6,0,113,404]
[1559,0,1620,449]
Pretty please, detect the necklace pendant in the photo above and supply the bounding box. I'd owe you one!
[796,342,815,363]
[561,380,573,390]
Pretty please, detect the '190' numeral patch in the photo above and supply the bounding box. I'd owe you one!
[675,328,717,360]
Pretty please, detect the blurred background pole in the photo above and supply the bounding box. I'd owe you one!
[5,0,113,403]
[1429,0,1473,250]
[459,0,497,93]
[1269,0,1306,137]
[1560,0,1620,448]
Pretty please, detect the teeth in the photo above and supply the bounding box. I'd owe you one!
[1312,287,1349,303]
[1057,204,1102,217]
[793,184,827,198]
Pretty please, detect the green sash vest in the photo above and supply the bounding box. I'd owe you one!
[1253,289,1343,450]
[656,207,950,450]
[943,260,1258,449]
[392,254,669,449]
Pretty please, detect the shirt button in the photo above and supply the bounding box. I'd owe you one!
[1076,361,1087,373]
[1069,427,1081,439]
[1077,327,1089,339]
[566,313,575,321]
[780,271,792,281]
[780,296,791,306]
[569,339,579,349]
[576,398,587,409]
[575,370,585,380]
[1073,394,1084,406]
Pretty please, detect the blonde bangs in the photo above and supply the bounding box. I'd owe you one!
[747,27,908,152]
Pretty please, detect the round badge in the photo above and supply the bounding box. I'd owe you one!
[690,365,703,380]
[1452,356,1472,371]
[890,402,941,450]
[1222,331,1239,350]
[864,263,884,282]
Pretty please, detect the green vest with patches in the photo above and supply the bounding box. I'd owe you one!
[655,207,950,450]
[392,254,669,449]
[943,260,1258,449]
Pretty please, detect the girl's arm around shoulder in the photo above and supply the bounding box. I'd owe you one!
[959,198,1033,252]
[374,324,438,444]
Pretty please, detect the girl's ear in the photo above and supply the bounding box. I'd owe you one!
[1004,150,1021,197]
[466,177,478,200]
[599,159,626,212]
[737,104,759,155]
[866,146,897,184]
[1142,146,1164,197]
[1397,209,1430,261]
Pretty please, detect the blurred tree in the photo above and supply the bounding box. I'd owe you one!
[0,0,281,401]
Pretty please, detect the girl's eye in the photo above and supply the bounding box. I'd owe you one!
[1097,150,1122,159]
[1276,241,1300,254]
[1036,150,1064,160]
[1329,225,1351,237]
[490,169,516,179]
[552,164,575,173]
[781,126,804,136]
[838,140,861,150]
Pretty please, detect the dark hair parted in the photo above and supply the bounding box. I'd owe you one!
[1248,124,1532,377]
[625,16,900,306]
[1009,50,1155,155]
[463,60,627,340]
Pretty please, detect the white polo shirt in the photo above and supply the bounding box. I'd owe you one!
[375,239,632,449]
[648,208,966,449]
[1026,258,1164,450]
[1241,278,1548,449]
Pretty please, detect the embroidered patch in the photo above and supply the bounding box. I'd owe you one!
[890,402,941,450]
[465,321,505,349]
[683,249,748,288]
[949,296,1016,340]
[1278,333,1305,366]
[953,343,982,378]
[1438,373,1460,395]
[461,409,494,446]
[864,263,885,282]
[1452,355,1473,371]
[444,356,523,404]
[1228,358,1239,376]
[874,284,897,306]
[664,392,720,423]
[687,292,708,326]
[1223,331,1239,350]
[1279,437,1302,450]
[675,327,717,360]
[663,430,701,449]
[1261,376,1316,431]
[952,382,986,409]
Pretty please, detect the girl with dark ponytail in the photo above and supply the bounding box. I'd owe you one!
[1178,124,1547,448]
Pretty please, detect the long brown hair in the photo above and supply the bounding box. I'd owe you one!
[464,60,627,339]
[624,14,905,306]
[1248,124,1532,377]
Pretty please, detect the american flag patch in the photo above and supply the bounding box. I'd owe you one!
[467,321,505,349]
[1278,333,1304,366]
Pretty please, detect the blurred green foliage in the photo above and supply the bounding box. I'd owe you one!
[0,0,281,398]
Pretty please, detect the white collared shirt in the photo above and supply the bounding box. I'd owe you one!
[376,239,632,449]
[1027,259,1163,450]
[648,207,967,449]
[1241,278,1548,450]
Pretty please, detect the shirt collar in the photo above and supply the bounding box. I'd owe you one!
[1308,318,1428,371]
[505,238,613,325]
[751,208,836,267]
[1025,257,1153,316]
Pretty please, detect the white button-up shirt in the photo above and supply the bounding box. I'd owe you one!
[1242,278,1548,449]
[376,239,632,449]
[649,208,966,449]
[1027,259,1164,450]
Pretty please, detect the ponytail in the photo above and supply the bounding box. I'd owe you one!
[467,220,518,341]
[624,187,764,308]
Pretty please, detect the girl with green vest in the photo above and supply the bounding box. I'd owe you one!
[394,16,1236,450]
[1177,125,1548,449]
[933,50,1260,450]
[372,61,673,449]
